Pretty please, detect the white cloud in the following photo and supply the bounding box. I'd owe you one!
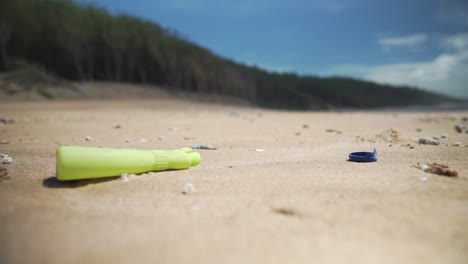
[323,33,468,98]
[366,51,467,87]
[378,34,428,51]
[440,33,468,51]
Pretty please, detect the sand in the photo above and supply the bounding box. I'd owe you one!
[1,97,468,264]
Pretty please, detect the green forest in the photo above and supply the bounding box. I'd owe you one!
[0,0,458,109]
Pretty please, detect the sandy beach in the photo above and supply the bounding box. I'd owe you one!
[1,96,467,263]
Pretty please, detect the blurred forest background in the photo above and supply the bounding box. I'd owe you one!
[0,0,460,109]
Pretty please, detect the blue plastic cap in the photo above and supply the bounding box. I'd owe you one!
[349,148,378,162]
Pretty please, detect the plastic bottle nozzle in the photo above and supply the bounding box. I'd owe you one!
[56,146,201,181]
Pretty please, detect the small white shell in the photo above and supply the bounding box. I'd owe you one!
[182,183,195,194]
[1,154,12,164]
[420,164,430,172]
[121,173,129,182]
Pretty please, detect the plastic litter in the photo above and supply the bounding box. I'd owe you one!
[348,148,378,162]
[56,146,201,181]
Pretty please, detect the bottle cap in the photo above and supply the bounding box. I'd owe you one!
[349,148,378,162]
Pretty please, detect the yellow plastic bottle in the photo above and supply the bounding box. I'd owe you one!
[56,146,200,181]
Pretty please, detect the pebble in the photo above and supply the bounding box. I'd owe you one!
[1,154,12,164]
[85,136,92,141]
[0,118,14,125]
[455,124,468,133]
[0,167,8,181]
[182,183,195,194]
[418,137,439,145]
[453,142,463,147]
[139,139,149,143]
[420,177,428,181]
[0,140,10,144]
[192,144,217,150]
[326,129,343,134]
[441,133,448,139]
[255,148,265,152]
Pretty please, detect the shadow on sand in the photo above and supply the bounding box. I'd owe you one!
[42,176,117,188]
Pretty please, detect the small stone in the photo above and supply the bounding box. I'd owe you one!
[0,167,9,181]
[139,138,148,143]
[325,129,343,134]
[0,118,14,125]
[158,136,165,141]
[1,154,12,164]
[418,137,439,145]
[182,183,195,194]
[441,133,448,139]
[303,124,309,129]
[0,140,10,144]
[192,144,217,150]
[416,128,422,132]
[295,131,301,136]
[455,124,468,133]
[453,142,463,147]
[420,177,428,181]
[113,125,121,129]
[125,139,131,143]
[255,148,265,152]
[85,136,92,141]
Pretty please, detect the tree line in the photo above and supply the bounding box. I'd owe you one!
[0,0,457,109]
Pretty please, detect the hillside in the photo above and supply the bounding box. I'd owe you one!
[0,0,459,109]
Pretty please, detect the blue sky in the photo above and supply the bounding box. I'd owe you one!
[80,0,468,98]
